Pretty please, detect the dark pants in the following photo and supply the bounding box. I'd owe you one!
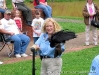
[33,37,39,55]
[15,2,32,22]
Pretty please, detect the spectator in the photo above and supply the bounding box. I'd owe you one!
[88,55,99,75]
[0,0,7,17]
[82,0,99,46]
[31,10,44,56]
[33,0,52,19]
[32,18,65,75]
[0,9,30,58]
[14,10,22,31]
[12,0,32,26]
[0,61,3,64]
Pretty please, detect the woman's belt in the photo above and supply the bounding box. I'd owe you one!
[40,55,52,60]
[41,55,51,58]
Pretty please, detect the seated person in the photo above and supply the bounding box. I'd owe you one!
[0,0,7,17]
[12,0,32,26]
[33,0,52,19]
[0,10,30,58]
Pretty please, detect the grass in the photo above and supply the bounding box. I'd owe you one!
[0,46,99,75]
[54,16,84,20]
[48,1,99,17]
[1,1,97,75]
[62,46,99,75]
[59,22,85,33]
[7,1,99,17]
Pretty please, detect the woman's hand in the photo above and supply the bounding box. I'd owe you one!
[9,32,15,36]
[90,13,96,17]
[31,44,40,50]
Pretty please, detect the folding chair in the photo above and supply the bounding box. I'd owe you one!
[0,33,14,57]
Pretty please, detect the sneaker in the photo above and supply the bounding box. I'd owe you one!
[21,53,28,57]
[94,42,98,46]
[30,54,33,56]
[15,54,21,58]
[0,61,3,64]
[85,42,89,46]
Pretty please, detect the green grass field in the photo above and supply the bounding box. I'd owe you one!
[59,22,85,33]
[0,46,99,75]
[1,1,99,75]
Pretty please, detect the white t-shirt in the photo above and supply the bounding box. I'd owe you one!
[31,17,44,37]
[0,18,19,35]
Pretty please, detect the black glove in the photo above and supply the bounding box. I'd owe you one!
[54,44,62,58]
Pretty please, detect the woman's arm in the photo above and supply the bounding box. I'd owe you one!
[94,4,99,15]
[82,5,90,17]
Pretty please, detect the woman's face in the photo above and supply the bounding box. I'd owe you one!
[45,21,55,35]
[87,0,93,4]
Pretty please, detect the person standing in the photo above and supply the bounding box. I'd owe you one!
[82,0,99,46]
[33,0,52,19]
[14,10,22,31]
[12,0,32,26]
[0,10,30,58]
[0,0,7,17]
[31,10,44,56]
[32,18,65,75]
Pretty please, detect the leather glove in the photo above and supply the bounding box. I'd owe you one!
[54,44,62,58]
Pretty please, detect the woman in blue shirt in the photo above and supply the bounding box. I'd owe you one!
[34,18,65,75]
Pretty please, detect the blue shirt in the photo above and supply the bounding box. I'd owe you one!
[88,55,99,75]
[35,33,65,58]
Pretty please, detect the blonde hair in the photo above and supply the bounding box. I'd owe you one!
[42,18,61,33]
[15,10,21,16]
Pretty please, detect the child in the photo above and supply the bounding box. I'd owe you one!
[31,10,44,56]
[14,10,22,31]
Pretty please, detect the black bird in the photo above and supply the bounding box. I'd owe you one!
[49,30,77,47]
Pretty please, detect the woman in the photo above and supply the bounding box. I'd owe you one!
[82,0,99,46]
[33,0,52,19]
[0,0,7,16]
[33,18,65,75]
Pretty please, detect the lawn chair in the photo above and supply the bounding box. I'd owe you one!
[0,33,14,57]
